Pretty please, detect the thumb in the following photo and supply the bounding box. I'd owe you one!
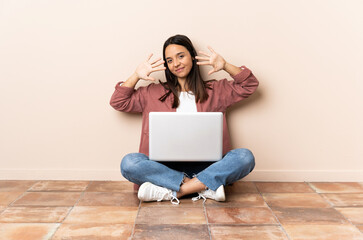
[145,76,156,81]
[208,69,216,75]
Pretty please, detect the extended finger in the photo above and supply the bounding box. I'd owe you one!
[207,46,216,53]
[195,56,209,61]
[147,53,153,61]
[198,50,210,57]
[150,57,162,65]
[196,61,210,65]
[152,60,165,68]
[150,67,166,73]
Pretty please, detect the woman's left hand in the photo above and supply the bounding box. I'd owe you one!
[196,46,227,75]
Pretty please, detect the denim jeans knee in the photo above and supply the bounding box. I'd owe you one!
[119,152,185,191]
[194,148,256,191]
[234,148,255,173]
[120,153,143,180]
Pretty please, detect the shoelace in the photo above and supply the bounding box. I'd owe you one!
[170,195,180,205]
[192,193,207,203]
[156,190,180,205]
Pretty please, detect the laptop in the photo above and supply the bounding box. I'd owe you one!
[149,112,223,161]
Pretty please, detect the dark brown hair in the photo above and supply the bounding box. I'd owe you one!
[159,34,211,108]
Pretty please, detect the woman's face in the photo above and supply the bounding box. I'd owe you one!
[164,44,193,80]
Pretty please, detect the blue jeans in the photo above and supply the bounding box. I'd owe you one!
[120,148,255,191]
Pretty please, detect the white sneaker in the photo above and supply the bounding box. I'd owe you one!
[138,182,180,205]
[192,185,225,203]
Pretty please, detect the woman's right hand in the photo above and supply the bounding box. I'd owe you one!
[135,53,166,81]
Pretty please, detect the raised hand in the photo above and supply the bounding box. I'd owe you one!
[196,46,226,75]
[135,53,166,81]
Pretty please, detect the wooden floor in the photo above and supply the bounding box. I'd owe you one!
[0,180,362,239]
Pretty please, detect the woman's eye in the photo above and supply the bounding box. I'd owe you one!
[179,55,184,58]
[167,60,172,64]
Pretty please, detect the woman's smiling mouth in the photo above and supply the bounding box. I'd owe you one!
[176,67,184,72]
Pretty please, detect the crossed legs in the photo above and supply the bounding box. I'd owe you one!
[120,148,255,198]
[176,176,206,198]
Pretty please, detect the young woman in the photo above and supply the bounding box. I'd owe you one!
[110,34,259,205]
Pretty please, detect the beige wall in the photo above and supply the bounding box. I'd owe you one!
[0,0,362,181]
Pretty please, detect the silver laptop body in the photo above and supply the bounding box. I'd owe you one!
[149,112,223,161]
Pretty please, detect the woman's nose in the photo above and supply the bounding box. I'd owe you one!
[174,59,180,67]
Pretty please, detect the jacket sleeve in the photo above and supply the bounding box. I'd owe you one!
[109,81,146,113]
[213,66,259,109]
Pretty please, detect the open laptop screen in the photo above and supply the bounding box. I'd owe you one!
[149,112,223,161]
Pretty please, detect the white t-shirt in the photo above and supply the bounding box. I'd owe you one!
[176,91,197,112]
[120,83,197,112]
